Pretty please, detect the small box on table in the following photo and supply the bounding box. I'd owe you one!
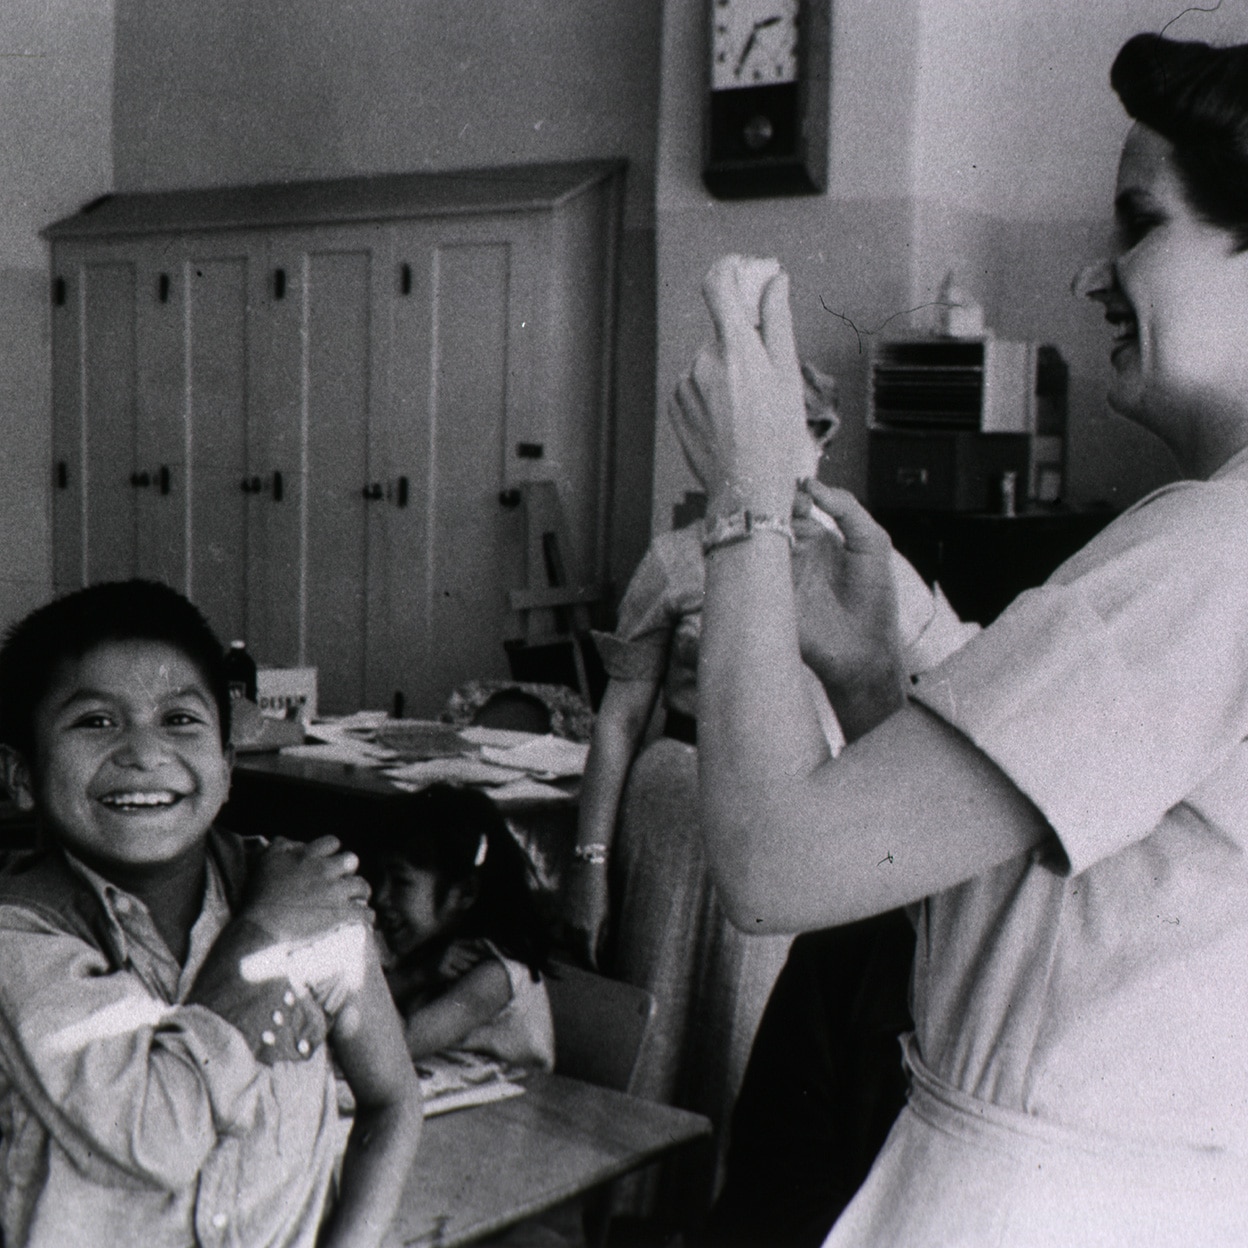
[256,667,318,722]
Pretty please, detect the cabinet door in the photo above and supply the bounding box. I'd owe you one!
[262,226,391,713]
[385,217,538,715]
[51,244,140,590]
[181,235,271,647]
[134,250,188,589]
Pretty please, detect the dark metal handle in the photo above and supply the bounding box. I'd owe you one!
[271,470,284,502]
[273,268,286,300]
[158,273,170,304]
[396,476,408,508]
[56,461,68,489]
[499,488,521,509]
[158,465,171,495]
[363,482,384,501]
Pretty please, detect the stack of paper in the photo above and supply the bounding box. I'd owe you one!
[478,734,590,779]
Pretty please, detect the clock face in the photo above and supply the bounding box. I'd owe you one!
[711,0,800,92]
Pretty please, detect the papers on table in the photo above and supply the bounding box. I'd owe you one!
[414,1051,528,1117]
[383,757,525,787]
[457,725,549,750]
[284,715,588,798]
[490,777,574,804]
[479,735,590,779]
[283,718,401,766]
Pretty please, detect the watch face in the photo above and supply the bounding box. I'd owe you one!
[711,0,800,92]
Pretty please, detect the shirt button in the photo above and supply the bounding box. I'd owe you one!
[296,1037,311,1057]
[272,1009,284,1026]
[283,990,297,1007]
[211,1212,228,1229]
[114,896,132,914]
[261,1030,276,1046]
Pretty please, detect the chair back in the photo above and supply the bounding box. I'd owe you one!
[545,960,656,1094]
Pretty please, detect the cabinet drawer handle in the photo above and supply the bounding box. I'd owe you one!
[395,476,408,508]
[895,466,930,490]
[158,465,171,495]
[499,489,521,509]
[56,461,68,489]
[271,470,284,502]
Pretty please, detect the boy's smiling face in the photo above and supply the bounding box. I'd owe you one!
[16,639,232,876]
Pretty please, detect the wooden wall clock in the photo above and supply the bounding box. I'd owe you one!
[703,0,832,199]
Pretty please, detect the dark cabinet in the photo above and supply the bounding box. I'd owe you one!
[876,507,1118,625]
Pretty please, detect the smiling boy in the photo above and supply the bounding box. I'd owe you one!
[0,580,422,1247]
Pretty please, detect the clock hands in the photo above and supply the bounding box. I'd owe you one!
[734,14,782,77]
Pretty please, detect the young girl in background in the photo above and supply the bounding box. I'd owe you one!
[368,784,556,1072]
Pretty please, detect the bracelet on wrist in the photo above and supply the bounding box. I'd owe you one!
[702,508,794,556]
[572,843,609,866]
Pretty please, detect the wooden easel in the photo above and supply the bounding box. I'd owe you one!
[506,481,604,701]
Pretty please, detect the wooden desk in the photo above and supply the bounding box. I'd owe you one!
[221,752,576,834]
[384,1073,712,1247]
[218,752,580,899]
[876,505,1119,625]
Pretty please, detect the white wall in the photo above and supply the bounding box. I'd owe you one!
[653,0,924,528]
[112,0,664,594]
[0,1,114,633]
[653,0,1248,528]
[906,0,1248,510]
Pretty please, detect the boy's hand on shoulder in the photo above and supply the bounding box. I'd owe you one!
[243,836,373,944]
[437,940,487,981]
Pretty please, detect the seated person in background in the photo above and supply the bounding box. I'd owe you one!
[564,350,973,1231]
[369,784,555,1072]
[0,579,422,1248]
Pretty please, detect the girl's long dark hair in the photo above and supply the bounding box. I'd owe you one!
[365,783,553,979]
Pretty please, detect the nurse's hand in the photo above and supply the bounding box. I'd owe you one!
[669,256,808,520]
[791,480,906,739]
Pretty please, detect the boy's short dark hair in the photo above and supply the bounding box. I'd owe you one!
[0,579,232,762]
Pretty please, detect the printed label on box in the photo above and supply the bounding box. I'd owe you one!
[256,668,318,722]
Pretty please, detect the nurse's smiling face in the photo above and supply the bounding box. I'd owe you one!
[1075,124,1248,473]
[17,640,233,879]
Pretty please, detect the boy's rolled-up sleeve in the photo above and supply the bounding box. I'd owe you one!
[0,907,270,1191]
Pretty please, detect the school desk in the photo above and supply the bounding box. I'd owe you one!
[383,1072,713,1247]
[218,751,579,899]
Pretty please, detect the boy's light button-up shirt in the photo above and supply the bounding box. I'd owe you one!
[0,844,343,1248]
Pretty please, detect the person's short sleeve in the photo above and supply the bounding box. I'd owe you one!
[592,531,699,681]
[910,481,1248,874]
[890,550,981,675]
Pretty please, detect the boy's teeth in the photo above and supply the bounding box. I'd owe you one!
[102,791,177,807]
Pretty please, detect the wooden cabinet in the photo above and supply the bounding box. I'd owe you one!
[876,506,1119,625]
[46,162,624,716]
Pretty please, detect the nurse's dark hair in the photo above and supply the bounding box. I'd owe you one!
[0,579,231,762]
[1111,33,1248,251]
